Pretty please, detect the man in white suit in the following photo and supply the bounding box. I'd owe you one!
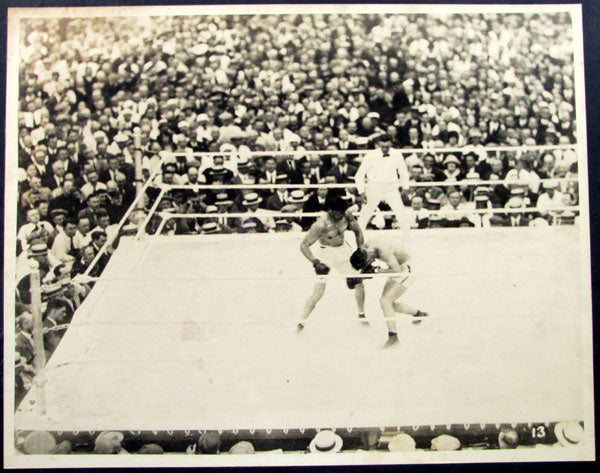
[355,134,411,230]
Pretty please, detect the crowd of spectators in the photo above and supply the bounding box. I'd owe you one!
[14,422,585,455]
[15,12,580,407]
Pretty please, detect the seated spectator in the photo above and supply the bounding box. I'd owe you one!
[308,430,343,453]
[80,168,107,199]
[187,432,220,454]
[51,217,77,263]
[439,189,475,227]
[301,181,330,230]
[73,216,92,255]
[406,195,429,229]
[93,431,128,454]
[20,176,52,215]
[491,194,531,227]
[238,192,274,232]
[441,155,463,182]
[17,208,54,254]
[16,241,59,304]
[536,180,566,224]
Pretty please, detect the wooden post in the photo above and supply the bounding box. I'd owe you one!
[133,132,143,204]
[29,260,47,415]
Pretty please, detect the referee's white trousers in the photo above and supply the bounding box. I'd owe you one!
[358,183,406,230]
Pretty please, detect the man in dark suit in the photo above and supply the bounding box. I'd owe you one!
[265,175,292,211]
[327,154,357,184]
[276,155,301,183]
[116,153,136,183]
[89,229,111,273]
[203,156,234,185]
[29,146,53,188]
[335,128,358,152]
[301,184,329,230]
[48,159,67,190]
[56,147,81,178]
[99,156,122,183]
[296,160,319,185]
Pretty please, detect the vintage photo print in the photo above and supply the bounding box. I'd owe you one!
[3,2,595,468]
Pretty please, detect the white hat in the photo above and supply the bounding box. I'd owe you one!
[242,192,262,206]
[308,430,343,453]
[443,154,461,166]
[506,196,524,208]
[430,434,461,451]
[554,422,584,447]
[288,190,307,203]
[387,433,416,452]
[542,179,559,189]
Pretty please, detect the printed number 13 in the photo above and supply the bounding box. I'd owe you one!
[532,425,546,438]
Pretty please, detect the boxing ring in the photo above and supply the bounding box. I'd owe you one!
[15,225,586,433]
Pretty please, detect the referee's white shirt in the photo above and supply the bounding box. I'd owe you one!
[354,148,411,194]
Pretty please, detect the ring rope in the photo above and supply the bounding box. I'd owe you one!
[41,311,546,335]
[163,176,579,191]
[156,206,580,220]
[162,143,578,158]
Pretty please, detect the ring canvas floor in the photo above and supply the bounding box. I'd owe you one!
[15,227,585,432]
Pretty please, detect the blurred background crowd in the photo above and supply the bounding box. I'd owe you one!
[14,12,581,430]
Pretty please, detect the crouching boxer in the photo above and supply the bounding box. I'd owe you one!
[298,196,366,331]
[350,239,428,348]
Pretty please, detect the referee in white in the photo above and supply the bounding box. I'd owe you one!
[355,134,411,231]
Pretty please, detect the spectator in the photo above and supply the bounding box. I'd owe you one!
[407,195,429,229]
[93,431,128,454]
[50,217,77,262]
[536,180,565,224]
[73,216,92,254]
[431,434,461,451]
[308,430,343,453]
[439,189,475,228]
[17,208,54,253]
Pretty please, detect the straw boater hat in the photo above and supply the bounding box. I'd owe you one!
[241,220,257,231]
[308,430,343,453]
[28,242,48,258]
[288,189,307,204]
[214,193,233,206]
[201,222,219,234]
[242,192,262,206]
[554,422,584,447]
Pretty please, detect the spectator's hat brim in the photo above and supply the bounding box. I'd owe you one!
[443,155,461,166]
[242,193,262,206]
[308,430,343,453]
[554,422,584,447]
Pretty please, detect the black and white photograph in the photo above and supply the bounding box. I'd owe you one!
[3,2,595,467]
